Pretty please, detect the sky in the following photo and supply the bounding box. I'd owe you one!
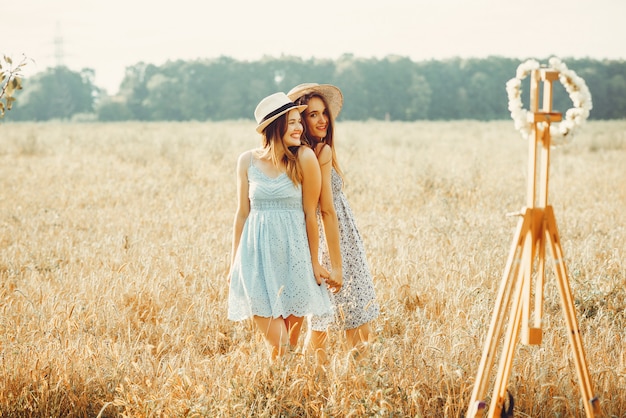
[5,0,626,95]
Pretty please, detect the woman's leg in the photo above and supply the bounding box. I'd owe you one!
[253,316,290,360]
[283,315,304,348]
[308,330,329,364]
[345,322,373,357]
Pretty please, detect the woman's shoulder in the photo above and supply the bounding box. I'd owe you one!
[297,146,320,171]
[238,148,259,162]
[298,145,316,160]
[316,143,332,159]
[236,149,256,170]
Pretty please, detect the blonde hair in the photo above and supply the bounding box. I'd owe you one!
[258,112,303,185]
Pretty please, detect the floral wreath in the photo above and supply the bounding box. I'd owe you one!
[505,57,593,146]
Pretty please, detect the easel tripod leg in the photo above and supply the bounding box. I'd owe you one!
[544,207,601,416]
[489,266,526,417]
[467,214,531,417]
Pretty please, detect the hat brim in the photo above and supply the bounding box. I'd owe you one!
[287,84,343,119]
[256,104,308,133]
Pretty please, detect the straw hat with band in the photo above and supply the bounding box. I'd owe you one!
[287,83,344,119]
[254,92,307,134]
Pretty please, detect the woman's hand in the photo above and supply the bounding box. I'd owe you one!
[326,268,343,293]
[313,261,330,286]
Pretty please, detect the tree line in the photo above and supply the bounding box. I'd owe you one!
[5,55,626,122]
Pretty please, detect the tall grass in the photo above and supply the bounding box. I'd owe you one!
[0,120,624,417]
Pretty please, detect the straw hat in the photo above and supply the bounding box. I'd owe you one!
[254,92,307,134]
[287,83,344,119]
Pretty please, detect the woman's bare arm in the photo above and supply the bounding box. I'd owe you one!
[316,144,342,291]
[299,146,328,285]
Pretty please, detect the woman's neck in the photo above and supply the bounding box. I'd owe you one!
[258,147,283,164]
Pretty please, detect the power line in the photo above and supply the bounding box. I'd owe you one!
[53,21,65,67]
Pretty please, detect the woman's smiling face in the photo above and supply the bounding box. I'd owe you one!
[282,108,304,147]
[303,96,329,140]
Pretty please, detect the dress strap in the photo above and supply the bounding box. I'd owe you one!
[315,142,327,158]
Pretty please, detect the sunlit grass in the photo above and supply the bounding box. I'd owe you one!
[0,120,624,417]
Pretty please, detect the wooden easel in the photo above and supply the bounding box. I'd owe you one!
[466,68,602,417]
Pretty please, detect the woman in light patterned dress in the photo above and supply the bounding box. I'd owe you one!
[227,92,341,360]
[288,83,380,360]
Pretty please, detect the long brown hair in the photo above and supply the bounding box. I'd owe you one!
[294,93,343,179]
[258,111,303,185]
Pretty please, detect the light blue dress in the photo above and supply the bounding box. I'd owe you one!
[228,155,333,321]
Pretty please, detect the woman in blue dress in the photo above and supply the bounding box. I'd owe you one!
[227,92,341,360]
[288,83,380,360]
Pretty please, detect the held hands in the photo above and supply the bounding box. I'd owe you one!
[326,268,343,293]
[312,261,329,286]
[312,262,342,293]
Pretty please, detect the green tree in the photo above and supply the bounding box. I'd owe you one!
[605,73,626,119]
[9,55,626,122]
[96,97,134,121]
[11,66,98,121]
[466,71,492,120]
[118,62,156,120]
[178,60,213,121]
[334,55,367,120]
[142,72,183,120]
[406,73,431,120]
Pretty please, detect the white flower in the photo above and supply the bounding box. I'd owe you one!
[506,57,592,146]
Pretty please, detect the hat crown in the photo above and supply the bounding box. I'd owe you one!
[254,92,307,134]
[254,92,293,124]
[287,83,320,96]
[286,83,343,119]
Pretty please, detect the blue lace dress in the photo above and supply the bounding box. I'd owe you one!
[311,168,380,331]
[228,156,333,321]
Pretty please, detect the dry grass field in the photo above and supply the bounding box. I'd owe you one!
[0,120,624,417]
